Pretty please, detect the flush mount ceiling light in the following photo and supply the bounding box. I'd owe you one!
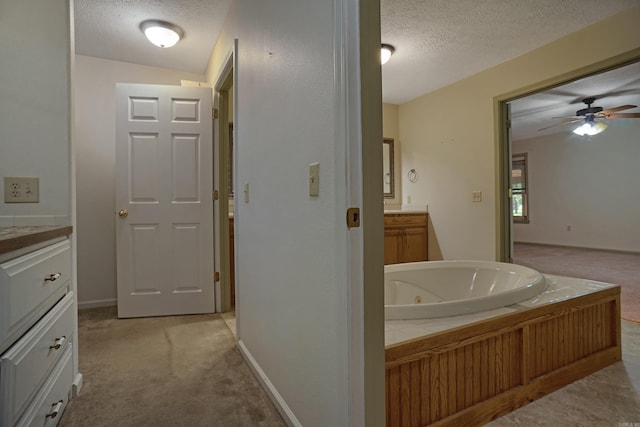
[140,20,184,48]
[573,120,608,136]
[381,44,395,65]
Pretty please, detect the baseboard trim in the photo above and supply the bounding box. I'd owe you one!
[78,298,117,310]
[514,241,640,256]
[237,339,301,427]
[72,372,83,398]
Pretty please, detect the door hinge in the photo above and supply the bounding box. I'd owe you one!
[507,188,512,198]
[212,190,219,201]
[212,108,219,119]
[506,119,512,129]
[214,272,220,282]
[346,207,360,228]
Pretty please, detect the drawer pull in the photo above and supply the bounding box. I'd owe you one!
[45,272,62,282]
[46,400,64,419]
[50,335,67,350]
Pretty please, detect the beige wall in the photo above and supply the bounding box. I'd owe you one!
[398,5,640,261]
[383,103,401,206]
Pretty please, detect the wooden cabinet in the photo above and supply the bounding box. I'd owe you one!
[384,213,428,264]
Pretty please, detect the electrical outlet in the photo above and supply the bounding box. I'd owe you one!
[472,191,482,203]
[4,177,39,203]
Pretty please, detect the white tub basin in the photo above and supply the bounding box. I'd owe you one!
[385,261,547,320]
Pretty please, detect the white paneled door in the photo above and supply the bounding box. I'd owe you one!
[115,84,214,318]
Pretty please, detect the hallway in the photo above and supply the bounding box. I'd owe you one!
[59,308,285,427]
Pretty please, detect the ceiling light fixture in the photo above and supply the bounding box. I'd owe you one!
[140,20,184,48]
[381,44,395,65]
[572,121,607,136]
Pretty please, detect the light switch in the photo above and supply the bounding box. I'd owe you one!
[243,183,249,203]
[309,162,319,197]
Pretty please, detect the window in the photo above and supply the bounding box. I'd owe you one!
[512,153,529,223]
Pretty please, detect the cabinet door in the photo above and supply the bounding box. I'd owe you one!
[403,227,428,262]
[384,229,402,265]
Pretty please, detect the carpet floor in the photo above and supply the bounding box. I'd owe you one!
[59,307,286,427]
[514,243,640,323]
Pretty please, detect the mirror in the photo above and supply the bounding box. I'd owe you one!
[383,138,394,198]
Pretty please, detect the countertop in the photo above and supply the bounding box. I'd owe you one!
[384,210,428,214]
[0,225,73,255]
[384,274,617,347]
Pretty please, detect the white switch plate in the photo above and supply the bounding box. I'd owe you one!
[309,162,319,197]
[243,183,249,203]
[472,191,482,203]
[4,177,39,203]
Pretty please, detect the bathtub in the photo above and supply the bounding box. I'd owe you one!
[385,261,547,319]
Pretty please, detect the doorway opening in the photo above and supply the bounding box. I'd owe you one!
[494,50,640,262]
[214,49,236,315]
[498,56,640,322]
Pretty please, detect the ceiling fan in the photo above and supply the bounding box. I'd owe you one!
[538,97,640,135]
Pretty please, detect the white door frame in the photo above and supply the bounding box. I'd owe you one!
[213,41,238,315]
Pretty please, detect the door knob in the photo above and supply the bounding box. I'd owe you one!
[118,209,128,218]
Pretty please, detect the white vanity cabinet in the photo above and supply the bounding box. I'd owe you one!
[0,233,75,427]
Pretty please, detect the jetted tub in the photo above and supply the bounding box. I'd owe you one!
[385,261,547,319]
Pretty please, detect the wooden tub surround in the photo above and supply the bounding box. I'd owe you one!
[385,284,621,426]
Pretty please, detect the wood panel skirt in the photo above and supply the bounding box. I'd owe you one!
[385,286,621,426]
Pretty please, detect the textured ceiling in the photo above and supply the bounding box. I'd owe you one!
[380,0,640,104]
[74,0,232,73]
[509,61,640,141]
[74,0,640,104]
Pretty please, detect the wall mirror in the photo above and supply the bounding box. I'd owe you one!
[383,138,395,198]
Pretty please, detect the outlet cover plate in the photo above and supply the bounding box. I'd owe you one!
[4,177,39,203]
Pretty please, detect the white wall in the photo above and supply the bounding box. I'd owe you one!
[0,0,70,225]
[513,120,640,252]
[398,6,640,261]
[74,55,204,307]
[205,0,384,425]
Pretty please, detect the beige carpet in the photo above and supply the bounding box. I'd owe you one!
[514,243,640,323]
[59,307,286,427]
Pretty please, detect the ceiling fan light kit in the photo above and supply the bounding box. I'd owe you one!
[573,121,607,136]
[539,97,639,136]
[140,20,184,48]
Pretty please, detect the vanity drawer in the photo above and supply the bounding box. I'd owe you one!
[0,240,71,353]
[0,293,74,426]
[384,213,427,227]
[15,345,72,427]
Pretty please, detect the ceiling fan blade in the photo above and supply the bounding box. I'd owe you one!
[537,119,582,131]
[604,113,640,119]
[599,104,638,115]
